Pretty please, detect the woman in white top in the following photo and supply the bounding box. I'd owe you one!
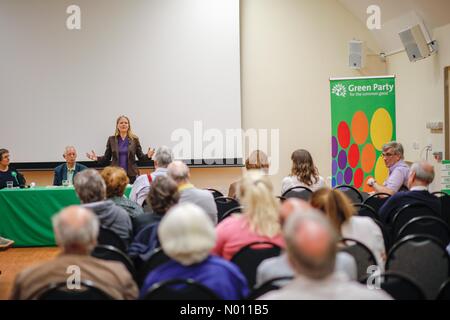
[281,149,325,194]
[310,188,386,270]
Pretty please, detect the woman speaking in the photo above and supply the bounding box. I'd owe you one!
[87,115,155,183]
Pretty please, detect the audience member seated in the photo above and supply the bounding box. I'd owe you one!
[258,209,392,300]
[101,166,144,222]
[140,203,249,300]
[130,146,173,206]
[10,206,138,300]
[167,160,218,225]
[378,161,441,224]
[281,149,325,194]
[366,141,409,195]
[0,148,26,189]
[212,170,284,260]
[256,198,357,288]
[228,150,269,199]
[74,169,132,245]
[53,146,87,186]
[310,188,386,269]
[128,176,180,261]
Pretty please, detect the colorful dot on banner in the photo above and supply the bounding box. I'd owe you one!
[337,121,350,149]
[344,167,353,185]
[375,155,389,184]
[370,108,393,151]
[332,136,338,158]
[363,175,374,193]
[332,159,338,175]
[338,150,347,170]
[354,168,363,188]
[348,144,360,168]
[361,144,376,173]
[351,111,369,145]
[337,172,344,185]
[332,177,336,188]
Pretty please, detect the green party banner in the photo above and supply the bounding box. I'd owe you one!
[330,76,396,192]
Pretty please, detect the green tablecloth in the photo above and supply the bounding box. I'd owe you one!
[0,186,131,247]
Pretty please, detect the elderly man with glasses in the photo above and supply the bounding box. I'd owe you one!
[366,142,410,195]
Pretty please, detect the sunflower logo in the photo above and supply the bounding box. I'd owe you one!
[332,83,347,97]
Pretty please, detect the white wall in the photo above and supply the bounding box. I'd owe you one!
[387,23,450,192]
[240,0,385,194]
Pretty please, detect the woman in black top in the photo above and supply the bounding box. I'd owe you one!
[0,149,26,189]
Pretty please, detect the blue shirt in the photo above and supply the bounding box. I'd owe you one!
[118,136,129,172]
[140,255,249,300]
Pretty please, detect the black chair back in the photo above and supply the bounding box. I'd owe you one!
[205,188,224,199]
[98,226,127,252]
[392,203,438,239]
[354,203,378,220]
[92,245,136,279]
[281,186,312,201]
[142,278,220,300]
[215,196,240,222]
[334,185,363,204]
[386,234,450,299]
[360,271,426,300]
[231,241,282,289]
[433,192,450,227]
[37,281,114,300]
[247,276,293,300]
[220,206,244,222]
[363,193,391,214]
[437,278,450,300]
[136,247,171,288]
[397,216,450,246]
[339,238,378,281]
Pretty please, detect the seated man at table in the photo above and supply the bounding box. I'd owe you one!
[74,169,133,245]
[53,146,87,186]
[10,206,138,299]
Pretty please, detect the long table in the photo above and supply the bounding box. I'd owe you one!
[0,186,131,247]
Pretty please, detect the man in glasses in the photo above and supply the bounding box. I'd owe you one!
[367,142,409,195]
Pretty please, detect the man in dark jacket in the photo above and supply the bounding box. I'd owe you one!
[53,146,87,186]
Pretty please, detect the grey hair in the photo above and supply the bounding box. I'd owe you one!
[410,161,435,184]
[64,146,76,155]
[74,169,106,203]
[52,206,99,252]
[154,146,173,167]
[382,141,404,159]
[158,203,216,266]
[283,209,338,279]
[167,160,190,183]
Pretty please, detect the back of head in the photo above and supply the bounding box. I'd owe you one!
[158,203,216,266]
[167,160,189,184]
[239,170,280,237]
[154,146,173,168]
[245,150,269,172]
[310,188,355,235]
[410,161,435,185]
[283,209,338,279]
[101,166,129,198]
[74,169,106,203]
[279,198,312,226]
[52,206,99,254]
[148,175,180,215]
[290,149,319,186]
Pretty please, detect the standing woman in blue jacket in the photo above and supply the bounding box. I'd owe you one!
[86,115,155,184]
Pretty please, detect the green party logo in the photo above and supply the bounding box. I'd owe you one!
[332,83,347,97]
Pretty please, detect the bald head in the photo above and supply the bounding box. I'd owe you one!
[279,198,311,226]
[52,206,99,254]
[167,160,190,184]
[284,209,337,279]
[408,161,435,189]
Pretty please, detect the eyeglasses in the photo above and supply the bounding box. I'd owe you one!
[381,153,395,158]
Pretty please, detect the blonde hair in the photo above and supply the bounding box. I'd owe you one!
[114,115,137,140]
[239,170,280,237]
[310,188,355,236]
[101,166,129,198]
[245,150,269,171]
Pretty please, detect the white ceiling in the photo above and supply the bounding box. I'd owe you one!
[338,0,450,54]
